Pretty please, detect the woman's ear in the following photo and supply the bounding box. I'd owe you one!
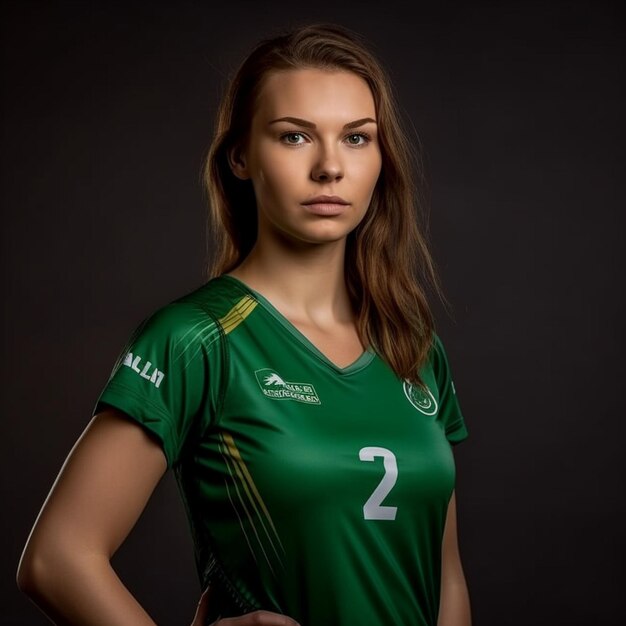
[228,145,249,180]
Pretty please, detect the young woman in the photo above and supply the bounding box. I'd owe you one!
[17,23,472,626]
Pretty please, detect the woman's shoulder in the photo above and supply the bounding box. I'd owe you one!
[136,275,251,337]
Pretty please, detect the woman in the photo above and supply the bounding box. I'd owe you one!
[17,23,472,626]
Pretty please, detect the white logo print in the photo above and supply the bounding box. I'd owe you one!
[122,352,165,388]
[263,372,286,386]
[255,368,321,404]
[403,380,438,415]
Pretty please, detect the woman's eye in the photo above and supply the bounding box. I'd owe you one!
[282,132,306,145]
[345,133,370,146]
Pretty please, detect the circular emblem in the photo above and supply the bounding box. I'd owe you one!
[403,381,438,416]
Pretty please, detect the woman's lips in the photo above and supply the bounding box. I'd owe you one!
[302,196,349,216]
[303,202,348,216]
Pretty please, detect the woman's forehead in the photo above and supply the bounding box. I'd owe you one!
[253,68,376,124]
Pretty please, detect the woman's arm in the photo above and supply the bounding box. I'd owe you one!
[16,408,168,626]
[16,407,302,626]
[437,489,472,626]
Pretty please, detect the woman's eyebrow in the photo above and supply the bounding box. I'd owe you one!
[268,116,377,129]
[344,117,377,130]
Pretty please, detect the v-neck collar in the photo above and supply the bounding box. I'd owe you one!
[219,274,375,376]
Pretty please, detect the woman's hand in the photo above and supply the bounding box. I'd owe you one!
[210,613,301,626]
[191,587,300,626]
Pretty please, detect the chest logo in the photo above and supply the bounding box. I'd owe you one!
[255,368,321,405]
[403,381,438,415]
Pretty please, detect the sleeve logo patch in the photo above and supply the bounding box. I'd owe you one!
[403,381,438,416]
[122,352,165,389]
[255,368,321,405]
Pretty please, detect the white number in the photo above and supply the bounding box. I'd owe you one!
[359,446,398,520]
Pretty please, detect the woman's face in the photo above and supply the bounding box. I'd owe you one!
[231,68,382,248]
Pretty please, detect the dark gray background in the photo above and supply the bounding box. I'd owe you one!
[2,1,624,624]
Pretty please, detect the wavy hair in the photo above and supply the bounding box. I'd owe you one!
[201,23,446,386]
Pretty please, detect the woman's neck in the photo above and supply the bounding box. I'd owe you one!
[226,238,354,325]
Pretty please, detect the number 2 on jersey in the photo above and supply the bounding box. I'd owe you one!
[359,447,398,521]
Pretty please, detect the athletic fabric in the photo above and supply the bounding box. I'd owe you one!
[94,274,469,625]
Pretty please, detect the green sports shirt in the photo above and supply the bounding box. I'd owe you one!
[94,274,469,625]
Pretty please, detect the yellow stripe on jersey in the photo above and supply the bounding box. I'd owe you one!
[218,296,258,335]
[220,432,285,560]
[218,439,272,572]
[223,476,259,566]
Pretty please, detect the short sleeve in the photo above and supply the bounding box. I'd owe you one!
[93,301,225,468]
[431,334,469,445]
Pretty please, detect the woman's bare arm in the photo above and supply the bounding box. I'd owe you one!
[16,408,168,626]
[437,489,472,626]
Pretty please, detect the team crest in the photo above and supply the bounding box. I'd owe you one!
[255,368,321,405]
[403,380,438,416]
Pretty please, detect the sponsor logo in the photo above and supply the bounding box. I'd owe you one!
[122,352,165,388]
[403,380,438,415]
[255,368,320,404]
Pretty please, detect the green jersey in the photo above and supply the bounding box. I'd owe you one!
[94,274,469,626]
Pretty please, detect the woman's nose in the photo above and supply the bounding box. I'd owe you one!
[310,145,344,182]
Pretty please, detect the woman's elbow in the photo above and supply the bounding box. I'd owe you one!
[16,542,50,597]
[16,534,81,599]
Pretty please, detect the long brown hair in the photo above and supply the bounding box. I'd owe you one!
[201,23,446,387]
